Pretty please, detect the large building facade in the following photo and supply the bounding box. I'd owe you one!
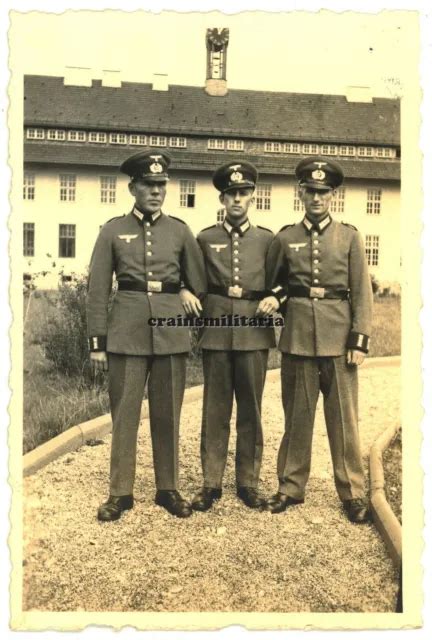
[22,32,400,289]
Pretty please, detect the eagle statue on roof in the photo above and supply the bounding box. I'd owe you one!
[206,28,230,52]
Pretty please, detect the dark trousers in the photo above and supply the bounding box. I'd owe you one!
[108,353,187,496]
[200,349,269,489]
[277,354,365,501]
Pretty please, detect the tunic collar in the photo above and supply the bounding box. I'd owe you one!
[302,214,332,234]
[132,207,162,225]
[223,218,251,237]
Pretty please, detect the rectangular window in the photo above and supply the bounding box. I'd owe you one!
[365,235,380,267]
[23,223,35,257]
[283,142,300,154]
[179,180,196,208]
[256,183,272,211]
[169,137,187,148]
[109,132,127,145]
[339,145,356,156]
[375,147,396,159]
[23,172,35,200]
[358,146,374,157]
[226,139,244,151]
[89,131,107,143]
[366,188,382,215]
[293,185,304,213]
[68,130,86,142]
[26,128,45,140]
[100,176,117,204]
[130,134,147,146]
[59,224,76,258]
[208,138,225,150]
[216,208,225,224]
[321,144,338,155]
[329,187,346,214]
[59,174,76,202]
[302,143,319,155]
[149,135,167,147]
[264,141,281,153]
[47,129,66,141]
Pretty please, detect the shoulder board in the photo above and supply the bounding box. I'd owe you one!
[257,225,273,234]
[105,214,125,224]
[279,223,295,232]
[199,224,218,233]
[169,215,186,225]
[342,221,358,231]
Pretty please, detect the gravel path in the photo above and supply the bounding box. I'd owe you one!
[23,362,400,613]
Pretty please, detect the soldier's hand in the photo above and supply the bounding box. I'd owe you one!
[346,349,365,366]
[90,351,109,372]
[180,288,203,317]
[255,295,280,317]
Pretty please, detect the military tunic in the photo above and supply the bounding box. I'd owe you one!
[86,208,206,496]
[266,214,373,501]
[87,209,206,355]
[197,219,276,489]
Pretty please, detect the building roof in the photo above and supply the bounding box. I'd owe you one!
[24,75,400,146]
[24,143,400,181]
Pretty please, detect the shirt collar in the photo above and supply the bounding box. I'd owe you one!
[223,218,251,237]
[132,207,162,225]
[302,214,332,234]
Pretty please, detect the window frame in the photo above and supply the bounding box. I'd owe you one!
[59,174,77,202]
[179,179,196,208]
[58,224,76,258]
[255,183,272,211]
[23,222,35,257]
[100,176,117,204]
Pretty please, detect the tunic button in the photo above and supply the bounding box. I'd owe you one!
[313,250,319,255]
[314,240,319,245]
[147,241,152,246]
[313,298,319,301]
[145,222,150,227]
[313,231,319,237]
[314,269,319,274]
[234,267,239,272]
[313,259,319,264]
[148,272,153,276]
[234,275,239,281]
[313,279,319,284]
[147,251,152,256]
[234,258,239,263]
[234,241,239,247]
[148,292,153,297]
[234,250,239,255]
[233,233,239,238]
[146,231,152,236]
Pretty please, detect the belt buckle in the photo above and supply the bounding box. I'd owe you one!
[228,285,243,298]
[310,286,325,299]
[147,280,162,293]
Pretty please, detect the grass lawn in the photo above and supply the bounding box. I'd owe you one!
[23,292,400,453]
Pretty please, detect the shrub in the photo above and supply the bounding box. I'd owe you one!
[370,274,380,294]
[38,271,94,382]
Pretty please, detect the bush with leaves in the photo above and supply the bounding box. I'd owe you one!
[38,271,95,383]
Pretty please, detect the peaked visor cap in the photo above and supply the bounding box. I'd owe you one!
[213,160,258,193]
[120,149,171,182]
[296,156,344,191]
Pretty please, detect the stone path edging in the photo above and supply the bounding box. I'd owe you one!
[369,423,402,566]
[23,355,400,478]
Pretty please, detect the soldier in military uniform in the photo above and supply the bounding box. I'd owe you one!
[191,161,282,512]
[265,156,373,523]
[87,150,206,521]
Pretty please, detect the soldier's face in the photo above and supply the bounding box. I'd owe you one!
[300,186,335,216]
[129,179,167,214]
[220,188,255,221]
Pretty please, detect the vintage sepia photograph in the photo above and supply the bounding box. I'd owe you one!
[5,3,426,632]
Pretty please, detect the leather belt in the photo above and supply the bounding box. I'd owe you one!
[208,284,268,300]
[288,286,349,300]
[118,280,181,294]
